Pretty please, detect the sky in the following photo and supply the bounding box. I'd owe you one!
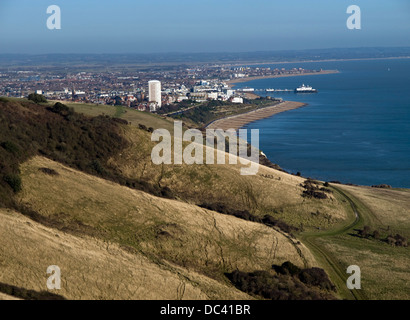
[0,0,409,54]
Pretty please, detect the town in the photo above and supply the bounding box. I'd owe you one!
[0,63,325,112]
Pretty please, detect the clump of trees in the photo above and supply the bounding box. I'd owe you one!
[28,93,47,104]
[371,184,392,189]
[0,98,175,208]
[226,261,336,300]
[301,179,330,199]
[386,234,408,247]
[48,102,73,117]
[138,124,154,133]
[356,225,408,247]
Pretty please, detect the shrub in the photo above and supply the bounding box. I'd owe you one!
[298,267,336,291]
[49,102,73,116]
[28,93,47,104]
[262,214,297,233]
[226,267,336,300]
[89,160,106,175]
[112,118,129,125]
[1,141,19,154]
[393,234,408,247]
[301,179,328,199]
[3,174,22,193]
[39,168,59,176]
[371,184,392,189]
[273,261,301,276]
[387,236,396,246]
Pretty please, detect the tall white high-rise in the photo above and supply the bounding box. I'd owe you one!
[148,80,161,109]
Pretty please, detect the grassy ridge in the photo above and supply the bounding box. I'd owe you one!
[1,98,408,300]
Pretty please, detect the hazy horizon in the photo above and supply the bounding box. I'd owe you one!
[1,0,409,54]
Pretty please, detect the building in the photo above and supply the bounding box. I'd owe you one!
[148,80,161,108]
[231,97,243,104]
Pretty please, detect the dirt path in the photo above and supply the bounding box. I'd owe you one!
[300,186,368,300]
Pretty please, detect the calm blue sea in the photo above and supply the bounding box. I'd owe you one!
[236,58,410,188]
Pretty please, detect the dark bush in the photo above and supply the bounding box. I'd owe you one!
[298,267,336,291]
[160,186,174,199]
[371,184,392,189]
[1,141,19,154]
[3,173,22,193]
[39,168,59,176]
[273,261,301,276]
[112,118,129,125]
[28,93,47,104]
[301,179,328,199]
[320,187,332,193]
[226,267,336,300]
[49,102,73,117]
[393,234,408,247]
[302,189,328,199]
[358,225,372,238]
[89,160,106,175]
[262,215,297,233]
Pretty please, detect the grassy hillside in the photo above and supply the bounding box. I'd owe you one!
[311,185,410,300]
[0,208,251,300]
[62,101,176,132]
[109,125,351,231]
[18,156,315,276]
[0,98,408,300]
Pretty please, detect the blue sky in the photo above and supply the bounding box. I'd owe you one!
[0,0,409,53]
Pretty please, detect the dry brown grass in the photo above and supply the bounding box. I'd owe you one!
[338,184,410,233]
[317,237,410,300]
[64,102,175,132]
[0,208,252,300]
[12,156,321,299]
[0,292,20,300]
[311,184,410,300]
[109,126,349,231]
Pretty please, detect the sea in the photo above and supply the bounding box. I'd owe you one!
[236,58,410,188]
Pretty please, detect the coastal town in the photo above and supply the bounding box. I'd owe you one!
[0,64,333,112]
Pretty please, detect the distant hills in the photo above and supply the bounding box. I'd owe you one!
[1,47,410,67]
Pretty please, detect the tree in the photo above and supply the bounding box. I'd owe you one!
[362,225,371,238]
[28,93,47,104]
[50,102,72,116]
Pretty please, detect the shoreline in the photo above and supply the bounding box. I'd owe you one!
[223,56,410,68]
[227,70,338,88]
[206,101,306,131]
